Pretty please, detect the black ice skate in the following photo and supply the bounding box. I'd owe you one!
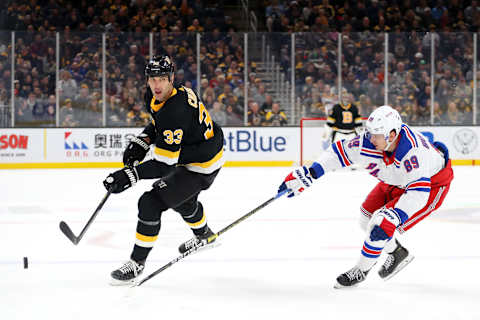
[178,227,218,254]
[334,267,370,289]
[378,240,414,281]
[110,260,144,286]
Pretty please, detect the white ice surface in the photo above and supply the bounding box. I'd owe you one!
[1,166,479,320]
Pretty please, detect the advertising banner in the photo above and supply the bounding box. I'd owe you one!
[0,129,44,163]
[0,127,478,169]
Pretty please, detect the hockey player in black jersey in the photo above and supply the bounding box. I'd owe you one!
[103,55,225,285]
[326,94,363,143]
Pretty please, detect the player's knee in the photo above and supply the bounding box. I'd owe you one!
[175,200,203,219]
[138,191,168,222]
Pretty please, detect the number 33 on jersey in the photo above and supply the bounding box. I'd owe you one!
[145,85,224,174]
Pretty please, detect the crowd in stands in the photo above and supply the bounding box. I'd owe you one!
[0,0,479,127]
[267,0,479,125]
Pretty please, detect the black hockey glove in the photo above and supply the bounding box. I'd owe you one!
[103,167,139,193]
[123,134,150,167]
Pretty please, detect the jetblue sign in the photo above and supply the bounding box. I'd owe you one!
[222,127,297,161]
[224,130,286,152]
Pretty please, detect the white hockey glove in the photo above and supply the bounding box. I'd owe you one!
[278,166,313,198]
[368,207,402,241]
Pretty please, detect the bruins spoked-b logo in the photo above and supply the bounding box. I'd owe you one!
[453,129,478,155]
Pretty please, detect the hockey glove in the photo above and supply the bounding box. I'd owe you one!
[368,207,402,241]
[278,166,313,198]
[103,167,139,194]
[123,134,151,167]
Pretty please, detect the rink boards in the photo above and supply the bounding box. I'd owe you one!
[0,126,479,169]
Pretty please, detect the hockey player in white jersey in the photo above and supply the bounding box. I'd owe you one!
[279,105,454,288]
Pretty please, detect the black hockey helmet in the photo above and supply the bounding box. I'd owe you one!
[145,55,174,80]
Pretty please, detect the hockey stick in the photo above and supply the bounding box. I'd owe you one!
[136,189,289,286]
[59,190,112,245]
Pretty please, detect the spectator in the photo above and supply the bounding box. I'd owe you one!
[58,70,78,100]
[444,100,466,124]
[264,102,287,126]
[225,104,242,125]
[126,101,150,126]
[248,101,265,126]
[209,101,227,126]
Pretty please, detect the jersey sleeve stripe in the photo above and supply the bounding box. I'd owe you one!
[360,148,383,159]
[185,148,225,174]
[153,147,180,165]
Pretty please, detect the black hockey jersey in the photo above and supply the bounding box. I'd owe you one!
[141,85,224,174]
[326,103,363,133]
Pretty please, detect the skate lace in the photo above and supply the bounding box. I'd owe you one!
[345,268,364,281]
[384,255,395,270]
[184,237,201,250]
[119,261,138,275]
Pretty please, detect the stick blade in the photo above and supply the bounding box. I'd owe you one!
[59,221,79,245]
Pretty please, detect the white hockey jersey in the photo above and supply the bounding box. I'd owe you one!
[311,124,446,221]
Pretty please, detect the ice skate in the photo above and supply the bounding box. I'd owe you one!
[378,240,414,281]
[110,260,144,286]
[334,266,370,289]
[178,227,218,254]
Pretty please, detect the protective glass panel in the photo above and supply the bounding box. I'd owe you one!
[59,32,102,127]
[295,32,338,120]
[15,30,57,127]
[106,32,150,127]
[0,31,12,128]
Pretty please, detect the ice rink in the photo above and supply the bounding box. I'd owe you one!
[1,166,479,320]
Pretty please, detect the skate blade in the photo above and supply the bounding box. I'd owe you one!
[179,239,222,255]
[333,281,360,289]
[110,277,140,286]
[195,240,222,253]
[382,254,415,281]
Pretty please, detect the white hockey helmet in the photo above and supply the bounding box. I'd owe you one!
[365,105,402,141]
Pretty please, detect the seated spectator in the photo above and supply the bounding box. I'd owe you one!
[43,103,56,125]
[107,95,126,126]
[59,98,79,127]
[444,100,466,124]
[126,101,150,126]
[209,101,227,126]
[264,102,287,126]
[27,93,44,120]
[248,101,265,126]
[43,94,56,122]
[225,104,242,125]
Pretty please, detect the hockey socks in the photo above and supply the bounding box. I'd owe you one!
[131,218,161,263]
[180,202,210,236]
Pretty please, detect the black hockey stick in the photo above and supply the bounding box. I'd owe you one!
[136,189,289,286]
[59,190,112,245]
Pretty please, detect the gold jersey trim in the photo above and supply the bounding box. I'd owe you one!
[153,146,180,165]
[184,148,225,174]
[150,88,177,112]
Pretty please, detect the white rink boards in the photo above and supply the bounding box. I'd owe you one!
[1,166,479,320]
